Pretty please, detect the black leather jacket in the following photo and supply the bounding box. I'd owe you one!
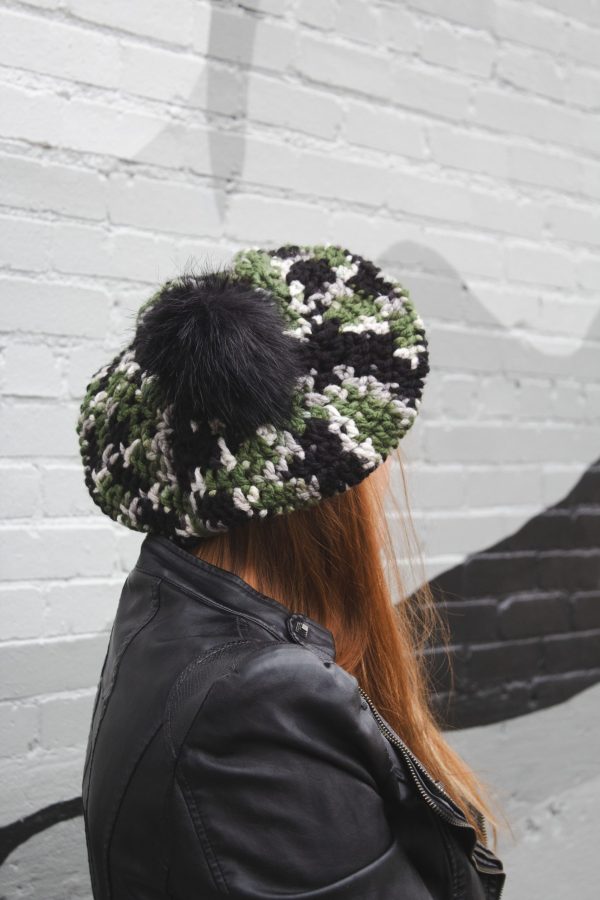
[82,534,507,900]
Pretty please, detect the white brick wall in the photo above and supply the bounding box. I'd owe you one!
[0,1,599,896]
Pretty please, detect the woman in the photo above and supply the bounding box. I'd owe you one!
[77,244,508,899]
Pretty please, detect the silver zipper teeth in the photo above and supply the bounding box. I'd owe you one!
[358,686,505,894]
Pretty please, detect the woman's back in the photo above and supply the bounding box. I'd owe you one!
[83,535,505,900]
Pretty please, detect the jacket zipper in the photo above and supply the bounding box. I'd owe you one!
[358,686,505,896]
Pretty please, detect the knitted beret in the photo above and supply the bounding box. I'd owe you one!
[77,243,429,543]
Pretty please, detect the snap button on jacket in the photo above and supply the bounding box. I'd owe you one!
[82,534,507,900]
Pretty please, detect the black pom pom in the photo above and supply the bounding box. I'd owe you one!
[133,268,304,436]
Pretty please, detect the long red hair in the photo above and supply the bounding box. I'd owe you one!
[192,445,509,850]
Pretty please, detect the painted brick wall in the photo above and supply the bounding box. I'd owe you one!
[0,0,599,896]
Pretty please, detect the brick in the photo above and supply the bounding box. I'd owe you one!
[0,8,120,90]
[0,79,165,162]
[67,344,114,399]
[566,20,600,67]
[296,0,337,30]
[465,466,543,508]
[423,645,469,694]
[419,229,503,278]
[442,599,499,644]
[247,74,343,140]
[3,342,61,397]
[546,201,600,246]
[115,529,144,572]
[0,276,110,338]
[0,752,85,823]
[0,464,39,518]
[39,690,96,749]
[551,380,587,420]
[42,580,121,637]
[67,0,199,46]
[421,21,495,77]
[496,46,564,102]
[508,145,581,193]
[392,62,470,121]
[541,0,600,27]
[389,173,544,238]
[441,681,532,728]
[467,638,544,686]
[378,4,420,54]
[473,86,581,152]
[15,0,61,7]
[107,172,222,237]
[202,8,296,72]
[295,34,393,98]
[572,593,600,630]
[492,1,568,54]
[423,509,526,555]
[112,286,155,337]
[579,255,600,290]
[334,0,380,45]
[506,244,575,289]
[463,553,538,598]
[0,634,109,700]
[0,701,38,757]
[0,585,46,641]
[238,0,291,15]
[503,509,573,552]
[40,463,97,518]
[573,510,600,548]
[228,194,329,244]
[407,0,494,31]
[119,42,240,115]
[242,136,392,208]
[559,462,600,506]
[397,463,466,509]
[543,631,600,673]
[0,153,106,221]
[0,80,64,148]
[530,670,600,708]
[0,527,116,581]
[344,100,425,158]
[498,592,571,639]
[429,124,508,177]
[536,551,600,592]
[0,402,80,457]
[541,465,594,509]
[566,65,600,111]
[49,220,195,284]
[0,213,52,272]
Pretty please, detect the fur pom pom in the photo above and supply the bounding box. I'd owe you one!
[133,268,304,435]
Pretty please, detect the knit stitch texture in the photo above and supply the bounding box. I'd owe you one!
[76,243,430,542]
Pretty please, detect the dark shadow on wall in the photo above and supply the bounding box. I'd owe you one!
[428,456,600,730]
[0,798,82,866]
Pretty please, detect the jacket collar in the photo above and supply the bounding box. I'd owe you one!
[137,534,337,663]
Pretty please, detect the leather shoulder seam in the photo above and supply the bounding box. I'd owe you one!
[164,639,276,761]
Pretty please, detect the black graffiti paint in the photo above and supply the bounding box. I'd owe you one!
[0,797,83,866]
[428,456,600,729]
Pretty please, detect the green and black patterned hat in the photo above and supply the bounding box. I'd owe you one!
[77,243,429,543]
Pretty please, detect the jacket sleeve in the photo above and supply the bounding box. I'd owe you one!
[173,641,427,899]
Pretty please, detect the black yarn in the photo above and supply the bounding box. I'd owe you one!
[132,268,305,437]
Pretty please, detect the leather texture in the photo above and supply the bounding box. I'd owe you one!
[82,534,507,899]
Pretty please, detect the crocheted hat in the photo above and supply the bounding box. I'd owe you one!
[77,243,429,543]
